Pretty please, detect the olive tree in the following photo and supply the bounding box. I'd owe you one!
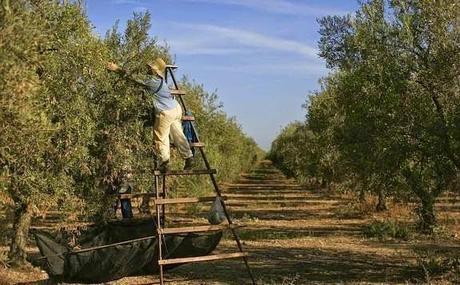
[318,0,460,231]
[272,0,460,231]
[0,0,103,265]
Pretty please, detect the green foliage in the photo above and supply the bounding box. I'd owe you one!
[0,1,97,222]
[363,219,411,241]
[270,0,460,232]
[415,249,460,283]
[269,122,307,179]
[0,0,261,263]
[334,200,374,219]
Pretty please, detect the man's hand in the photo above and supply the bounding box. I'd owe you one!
[106,62,121,72]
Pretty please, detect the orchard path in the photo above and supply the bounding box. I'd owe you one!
[118,160,424,285]
[4,160,459,284]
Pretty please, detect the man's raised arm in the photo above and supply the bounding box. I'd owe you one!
[106,62,155,89]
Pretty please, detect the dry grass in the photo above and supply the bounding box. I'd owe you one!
[1,160,459,284]
[0,266,47,285]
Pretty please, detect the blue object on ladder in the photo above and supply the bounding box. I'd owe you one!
[119,182,133,219]
[182,111,199,155]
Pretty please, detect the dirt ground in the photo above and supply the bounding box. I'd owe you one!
[1,160,460,284]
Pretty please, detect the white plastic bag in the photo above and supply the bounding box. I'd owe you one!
[208,197,226,225]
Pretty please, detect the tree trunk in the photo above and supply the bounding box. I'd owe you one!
[403,168,439,234]
[358,179,368,202]
[418,196,436,234]
[8,203,33,267]
[139,196,151,215]
[429,93,460,170]
[376,188,387,211]
[359,188,366,202]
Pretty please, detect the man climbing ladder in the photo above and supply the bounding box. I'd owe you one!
[108,60,256,285]
[107,58,193,172]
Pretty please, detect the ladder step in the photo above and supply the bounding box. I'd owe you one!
[190,142,205,147]
[154,196,222,205]
[118,193,156,199]
[158,252,248,265]
[166,64,178,69]
[159,224,239,235]
[182,115,195,121]
[154,169,216,176]
[171,142,204,148]
[171,89,186,96]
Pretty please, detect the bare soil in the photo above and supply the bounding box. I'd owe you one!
[1,160,460,284]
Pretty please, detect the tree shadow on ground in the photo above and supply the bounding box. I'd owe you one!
[160,244,421,285]
[235,225,364,240]
[11,242,432,285]
[226,208,340,220]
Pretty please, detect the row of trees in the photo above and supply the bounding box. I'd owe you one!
[0,0,261,266]
[270,0,460,233]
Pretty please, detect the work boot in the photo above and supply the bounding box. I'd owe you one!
[184,157,194,170]
[158,160,170,173]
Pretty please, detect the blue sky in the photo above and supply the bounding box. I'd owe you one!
[86,0,358,150]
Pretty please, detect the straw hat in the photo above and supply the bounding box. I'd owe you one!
[147,58,167,79]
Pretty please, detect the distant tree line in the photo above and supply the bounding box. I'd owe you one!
[0,1,261,266]
[269,0,460,233]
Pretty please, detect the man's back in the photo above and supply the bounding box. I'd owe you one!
[143,77,178,113]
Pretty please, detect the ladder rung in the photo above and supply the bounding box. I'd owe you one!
[159,252,248,265]
[166,64,178,69]
[170,142,204,148]
[190,142,205,147]
[154,196,221,205]
[169,142,204,147]
[171,89,186,96]
[159,224,239,235]
[182,115,195,121]
[118,193,156,199]
[153,169,216,176]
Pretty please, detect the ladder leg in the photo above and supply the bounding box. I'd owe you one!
[162,175,167,226]
[168,66,256,285]
[155,175,165,285]
[168,67,188,113]
[198,147,257,285]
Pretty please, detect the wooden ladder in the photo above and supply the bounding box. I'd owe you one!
[151,64,256,285]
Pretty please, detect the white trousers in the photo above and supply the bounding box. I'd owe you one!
[153,103,193,162]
